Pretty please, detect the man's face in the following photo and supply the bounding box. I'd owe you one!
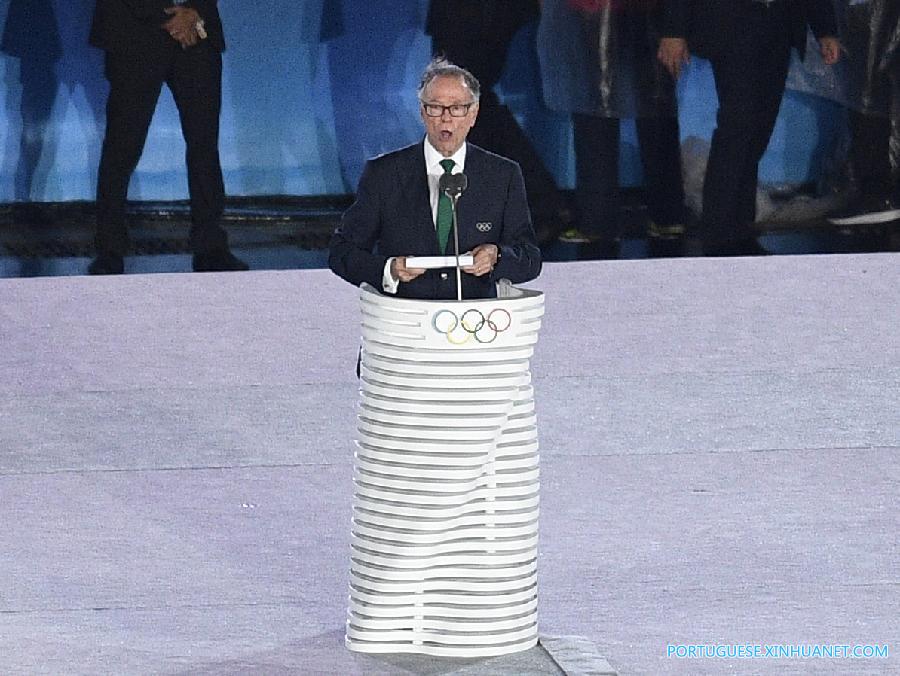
[420,75,479,157]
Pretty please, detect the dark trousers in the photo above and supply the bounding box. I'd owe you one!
[95,43,228,256]
[702,3,793,243]
[573,113,685,239]
[850,71,900,200]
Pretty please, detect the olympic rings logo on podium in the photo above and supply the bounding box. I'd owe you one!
[431,308,512,344]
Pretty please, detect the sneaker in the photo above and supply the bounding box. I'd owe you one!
[558,228,593,243]
[87,253,124,275]
[648,221,686,239]
[192,250,249,272]
[827,196,900,226]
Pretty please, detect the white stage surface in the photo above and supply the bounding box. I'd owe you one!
[1,255,897,675]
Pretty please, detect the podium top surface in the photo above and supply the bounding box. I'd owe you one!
[359,282,543,309]
[358,283,544,351]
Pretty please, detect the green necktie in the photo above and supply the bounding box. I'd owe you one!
[436,159,455,254]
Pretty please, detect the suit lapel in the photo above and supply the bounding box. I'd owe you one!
[402,143,439,254]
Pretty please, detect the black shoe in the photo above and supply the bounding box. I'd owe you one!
[703,238,769,257]
[647,236,686,258]
[88,254,124,275]
[827,196,900,226]
[583,238,621,260]
[192,250,249,272]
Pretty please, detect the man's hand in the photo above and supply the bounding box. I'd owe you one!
[163,6,200,48]
[390,257,426,283]
[819,36,842,66]
[657,37,690,79]
[462,243,499,277]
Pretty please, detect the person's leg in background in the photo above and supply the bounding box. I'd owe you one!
[830,71,900,223]
[636,115,686,239]
[168,43,246,271]
[701,10,791,255]
[828,0,900,225]
[850,111,892,198]
[91,51,167,274]
[571,112,621,255]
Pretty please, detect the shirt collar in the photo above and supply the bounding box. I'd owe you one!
[424,138,467,173]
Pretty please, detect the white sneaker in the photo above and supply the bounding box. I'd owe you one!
[827,198,900,226]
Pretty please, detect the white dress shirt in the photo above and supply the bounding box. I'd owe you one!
[382,139,467,294]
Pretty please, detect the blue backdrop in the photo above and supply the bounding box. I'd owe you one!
[0,0,845,203]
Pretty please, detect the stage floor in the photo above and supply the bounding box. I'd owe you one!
[1,255,897,674]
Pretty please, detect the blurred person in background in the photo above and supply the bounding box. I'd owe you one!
[88,0,247,274]
[427,0,573,244]
[658,0,841,256]
[538,0,687,257]
[828,0,900,226]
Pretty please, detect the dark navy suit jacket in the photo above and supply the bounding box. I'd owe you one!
[90,0,225,54]
[661,0,837,60]
[329,142,542,300]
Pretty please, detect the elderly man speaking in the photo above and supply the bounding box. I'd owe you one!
[329,59,541,300]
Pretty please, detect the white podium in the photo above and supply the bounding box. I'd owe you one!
[345,283,545,657]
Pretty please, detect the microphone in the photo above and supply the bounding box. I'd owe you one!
[439,172,468,301]
[439,172,467,199]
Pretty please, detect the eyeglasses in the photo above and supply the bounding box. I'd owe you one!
[421,101,476,118]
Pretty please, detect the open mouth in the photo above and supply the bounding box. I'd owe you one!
[440,130,453,142]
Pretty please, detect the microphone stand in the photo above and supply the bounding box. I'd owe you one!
[440,172,468,302]
[449,192,463,301]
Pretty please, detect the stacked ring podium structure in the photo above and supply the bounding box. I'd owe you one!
[345,283,545,657]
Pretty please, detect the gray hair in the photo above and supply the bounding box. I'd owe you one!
[417,57,481,102]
